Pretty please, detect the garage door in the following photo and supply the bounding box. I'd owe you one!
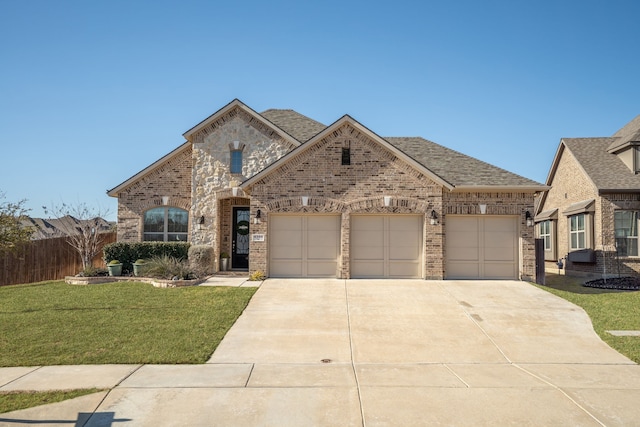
[351,215,423,278]
[445,216,518,279]
[269,215,340,277]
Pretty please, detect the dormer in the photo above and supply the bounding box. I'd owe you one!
[608,115,640,174]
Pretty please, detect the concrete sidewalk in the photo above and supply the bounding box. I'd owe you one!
[1,279,639,426]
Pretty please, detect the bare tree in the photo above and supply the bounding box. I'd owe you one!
[0,191,33,252]
[44,202,113,271]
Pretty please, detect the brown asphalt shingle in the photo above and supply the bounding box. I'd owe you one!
[257,110,541,188]
[562,137,640,191]
[260,109,326,143]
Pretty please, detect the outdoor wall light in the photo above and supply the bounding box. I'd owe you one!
[430,210,439,225]
[301,196,309,206]
[254,209,262,224]
[162,196,169,205]
[198,215,205,225]
[384,196,392,207]
[525,211,534,227]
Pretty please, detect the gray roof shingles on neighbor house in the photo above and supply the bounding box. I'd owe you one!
[560,114,640,192]
[260,109,542,188]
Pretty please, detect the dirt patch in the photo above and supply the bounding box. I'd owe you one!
[583,277,640,291]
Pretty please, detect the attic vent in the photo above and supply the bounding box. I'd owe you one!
[342,141,351,165]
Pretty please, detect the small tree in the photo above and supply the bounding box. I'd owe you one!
[0,191,33,253]
[44,202,112,271]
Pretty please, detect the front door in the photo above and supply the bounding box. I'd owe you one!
[232,207,250,269]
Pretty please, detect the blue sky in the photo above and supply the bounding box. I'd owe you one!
[1,0,639,221]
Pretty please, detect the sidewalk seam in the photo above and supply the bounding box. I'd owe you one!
[79,364,145,427]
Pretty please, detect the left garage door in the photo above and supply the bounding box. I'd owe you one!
[269,214,341,278]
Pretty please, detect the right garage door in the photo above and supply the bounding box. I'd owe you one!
[445,216,518,280]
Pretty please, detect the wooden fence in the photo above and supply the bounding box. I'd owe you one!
[0,232,117,286]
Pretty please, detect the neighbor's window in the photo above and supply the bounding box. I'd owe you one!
[230,150,243,174]
[635,147,640,174]
[143,207,189,241]
[539,220,551,250]
[615,211,638,257]
[569,214,586,250]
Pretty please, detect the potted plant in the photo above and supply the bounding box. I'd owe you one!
[107,260,122,276]
[133,259,146,277]
[220,252,230,271]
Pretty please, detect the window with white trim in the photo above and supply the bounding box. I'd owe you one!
[569,214,586,250]
[539,220,551,250]
[143,207,189,241]
[615,210,638,257]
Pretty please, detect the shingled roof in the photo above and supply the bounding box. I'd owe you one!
[260,109,326,142]
[386,137,542,188]
[561,137,640,191]
[255,110,542,189]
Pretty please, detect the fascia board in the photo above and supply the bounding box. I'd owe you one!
[451,185,550,193]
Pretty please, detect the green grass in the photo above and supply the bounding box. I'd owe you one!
[537,274,640,363]
[0,389,103,414]
[0,280,257,366]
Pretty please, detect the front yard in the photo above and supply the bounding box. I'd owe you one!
[537,274,640,364]
[0,280,256,367]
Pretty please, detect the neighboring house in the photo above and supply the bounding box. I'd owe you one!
[21,216,113,240]
[107,99,546,280]
[536,114,640,278]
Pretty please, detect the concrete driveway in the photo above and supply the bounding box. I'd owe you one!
[2,279,640,426]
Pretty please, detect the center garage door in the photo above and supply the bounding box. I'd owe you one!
[351,215,423,279]
[445,216,518,280]
[269,214,341,278]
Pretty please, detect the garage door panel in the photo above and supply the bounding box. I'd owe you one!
[484,247,516,262]
[447,263,480,279]
[351,261,385,278]
[270,261,303,277]
[484,263,517,279]
[389,261,420,278]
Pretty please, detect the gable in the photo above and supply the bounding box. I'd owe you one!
[183,99,301,149]
[107,142,192,197]
[242,116,453,192]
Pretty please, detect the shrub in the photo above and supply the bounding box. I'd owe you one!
[249,270,266,281]
[78,266,108,277]
[103,242,190,273]
[188,245,214,276]
[143,255,196,280]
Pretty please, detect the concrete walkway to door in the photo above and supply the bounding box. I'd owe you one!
[2,279,640,426]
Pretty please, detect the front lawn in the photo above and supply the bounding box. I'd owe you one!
[0,281,256,366]
[537,274,640,363]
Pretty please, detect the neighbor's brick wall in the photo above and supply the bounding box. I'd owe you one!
[541,147,601,275]
[599,193,640,277]
[116,146,192,242]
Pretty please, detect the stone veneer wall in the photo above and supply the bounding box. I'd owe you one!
[189,107,297,266]
[248,122,453,279]
[116,146,192,242]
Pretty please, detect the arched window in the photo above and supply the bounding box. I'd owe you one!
[143,207,189,241]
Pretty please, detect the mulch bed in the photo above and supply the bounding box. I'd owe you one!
[583,277,640,291]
